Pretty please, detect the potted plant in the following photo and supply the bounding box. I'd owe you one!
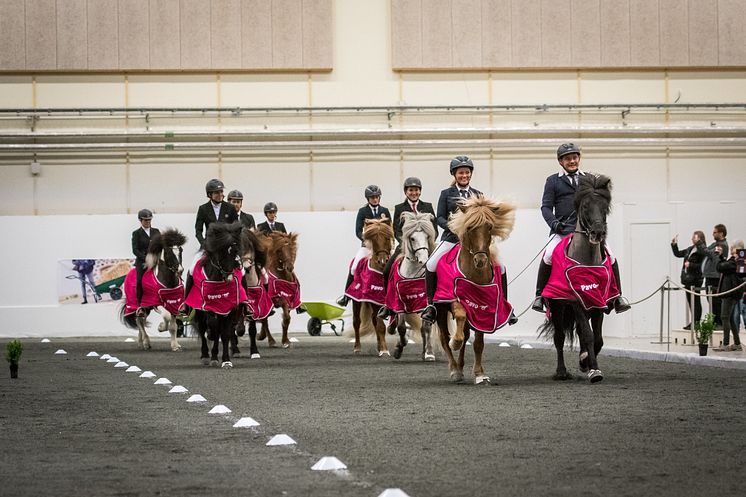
[5,339,23,379]
[694,313,715,356]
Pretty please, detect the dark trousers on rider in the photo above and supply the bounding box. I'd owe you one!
[136,261,147,307]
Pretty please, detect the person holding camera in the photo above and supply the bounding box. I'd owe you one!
[702,224,729,327]
[713,240,745,351]
[671,231,707,330]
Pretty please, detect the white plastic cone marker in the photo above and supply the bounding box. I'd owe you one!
[187,394,207,403]
[311,457,347,471]
[520,344,533,349]
[266,434,296,446]
[233,417,260,428]
[41,338,51,343]
[499,342,511,348]
[153,378,172,385]
[125,338,135,343]
[408,338,415,344]
[378,489,411,497]
[86,351,99,357]
[106,357,119,363]
[114,361,129,368]
[125,366,142,373]
[208,405,231,414]
[289,337,299,343]
[100,354,111,360]
[54,349,67,355]
[139,371,156,378]
[348,339,356,343]
[466,342,472,346]
[168,385,188,394]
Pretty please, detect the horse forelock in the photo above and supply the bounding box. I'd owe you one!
[160,228,187,249]
[363,220,394,250]
[448,196,516,242]
[401,212,436,254]
[575,173,612,217]
[241,228,266,268]
[265,231,298,266]
[205,223,241,259]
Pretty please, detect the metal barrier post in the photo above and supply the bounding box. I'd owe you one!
[652,277,670,345]
[690,286,697,345]
[667,279,672,350]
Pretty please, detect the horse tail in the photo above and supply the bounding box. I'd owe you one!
[537,305,576,347]
[118,302,138,329]
[341,302,377,337]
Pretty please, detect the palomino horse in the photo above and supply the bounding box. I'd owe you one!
[385,211,438,360]
[119,228,187,352]
[256,232,301,348]
[347,218,395,355]
[236,227,271,359]
[185,222,244,368]
[423,196,516,384]
[539,174,616,383]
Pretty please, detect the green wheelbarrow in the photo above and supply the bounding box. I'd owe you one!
[300,301,346,336]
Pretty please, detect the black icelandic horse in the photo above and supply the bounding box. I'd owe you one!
[539,174,615,383]
[187,222,244,368]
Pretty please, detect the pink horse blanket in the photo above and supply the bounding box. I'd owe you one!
[345,258,386,305]
[433,245,513,333]
[385,258,427,313]
[541,234,619,310]
[184,257,247,315]
[267,271,302,310]
[244,284,274,320]
[123,268,184,316]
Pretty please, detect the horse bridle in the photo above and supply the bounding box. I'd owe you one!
[209,254,236,281]
[160,246,183,276]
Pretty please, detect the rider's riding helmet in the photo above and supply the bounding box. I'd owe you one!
[226,190,243,201]
[364,185,382,198]
[556,143,581,160]
[403,177,422,190]
[449,156,474,175]
[205,178,225,196]
[138,209,153,220]
[263,202,278,213]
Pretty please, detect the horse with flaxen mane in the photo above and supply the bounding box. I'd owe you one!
[119,228,187,352]
[423,196,516,384]
[235,227,270,358]
[385,211,438,361]
[539,174,616,383]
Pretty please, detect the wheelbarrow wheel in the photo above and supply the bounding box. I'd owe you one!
[109,287,123,300]
[307,317,322,336]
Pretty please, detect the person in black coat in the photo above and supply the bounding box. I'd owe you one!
[671,231,707,330]
[336,185,392,307]
[257,202,287,235]
[531,143,630,314]
[227,189,256,230]
[713,240,745,351]
[377,176,437,318]
[195,179,239,249]
[132,208,160,311]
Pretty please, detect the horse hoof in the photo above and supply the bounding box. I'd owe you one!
[475,375,491,385]
[210,360,219,367]
[250,353,261,359]
[353,348,361,355]
[450,371,464,383]
[232,351,242,358]
[378,350,391,358]
[423,353,435,362]
[171,346,182,352]
[268,341,278,348]
[449,339,463,351]
[588,369,604,383]
[392,347,403,360]
[282,343,290,349]
[257,332,267,341]
[553,371,572,381]
[201,357,210,366]
[222,361,233,369]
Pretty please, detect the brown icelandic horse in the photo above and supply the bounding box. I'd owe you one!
[422,196,516,384]
[539,174,615,383]
[234,227,268,359]
[256,232,301,349]
[348,218,395,356]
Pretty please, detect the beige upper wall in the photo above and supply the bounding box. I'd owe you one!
[392,0,746,70]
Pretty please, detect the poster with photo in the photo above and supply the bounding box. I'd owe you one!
[58,258,134,305]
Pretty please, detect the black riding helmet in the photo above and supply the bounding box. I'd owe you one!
[263,202,278,213]
[227,190,243,201]
[403,177,422,190]
[205,178,225,196]
[557,143,581,159]
[138,208,153,220]
[365,185,382,198]
[449,156,473,175]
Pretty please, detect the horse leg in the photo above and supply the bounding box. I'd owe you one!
[166,313,182,352]
[230,329,241,358]
[421,317,435,361]
[281,304,291,348]
[473,331,490,385]
[371,304,390,357]
[137,314,151,350]
[436,307,461,382]
[393,315,406,360]
[573,306,602,383]
[262,318,277,348]
[449,303,466,351]
[351,300,362,354]
[220,318,233,368]
[248,319,260,359]
[456,325,468,381]
[196,314,210,365]
[591,311,604,357]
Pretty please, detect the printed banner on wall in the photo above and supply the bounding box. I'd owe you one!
[58,259,134,305]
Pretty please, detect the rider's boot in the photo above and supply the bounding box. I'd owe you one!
[531,261,552,313]
[420,270,438,323]
[377,252,398,319]
[335,272,354,307]
[611,261,631,314]
[502,270,518,325]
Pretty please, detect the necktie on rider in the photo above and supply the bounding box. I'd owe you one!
[411,202,417,214]
[372,207,378,217]
[270,223,275,231]
[459,189,469,199]
[569,174,577,187]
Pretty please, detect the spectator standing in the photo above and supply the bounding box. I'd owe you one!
[702,224,729,327]
[713,240,745,351]
[670,231,707,330]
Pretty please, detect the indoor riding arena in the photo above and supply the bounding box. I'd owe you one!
[1,2,745,497]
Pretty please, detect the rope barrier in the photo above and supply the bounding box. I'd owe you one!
[666,279,746,298]
[508,238,552,286]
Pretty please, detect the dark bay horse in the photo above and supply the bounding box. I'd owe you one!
[119,228,186,351]
[539,174,615,383]
[256,232,300,349]
[423,197,515,384]
[185,222,244,368]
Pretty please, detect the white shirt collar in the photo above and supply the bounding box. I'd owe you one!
[143,227,151,236]
[559,169,584,177]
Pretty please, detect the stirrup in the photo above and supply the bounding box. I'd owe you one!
[614,296,631,314]
[531,296,545,313]
[420,305,437,323]
[336,295,350,307]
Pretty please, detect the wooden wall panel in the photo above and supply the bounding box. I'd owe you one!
[87,0,118,70]
[571,0,601,67]
[718,0,746,65]
[271,0,303,68]
[481,0,511,67]
[56,0,87,70]
[211,0,241,69]
[541,0,571,67]
[630,0,659,66]
[391,0,422,69]
[0,0,27,70]
[659,0,688,66]
[421,0,451,68]
[511,0,541,67]
[452,0,481,68]
[302,0,332,69]
[180,0,210,69]
[600,0,630,67]
[149,0,180,70]
[689,0,718,66]
[25,0,57,70]
[118,0,149,70]
[241,0,272,69]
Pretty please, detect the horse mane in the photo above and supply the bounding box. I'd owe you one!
[400,211,436,253]
[241,228,266,269]
[145,228,186,269]
[363,218,394,249]
[262,231,299,266]
[447,196,516,242]
[205,222,242,256]
[574,173,612,216]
